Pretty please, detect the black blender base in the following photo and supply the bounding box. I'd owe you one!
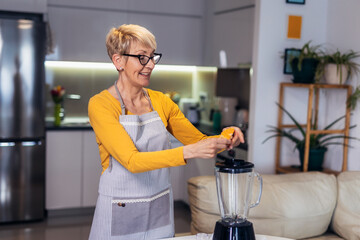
[213,220,256,240]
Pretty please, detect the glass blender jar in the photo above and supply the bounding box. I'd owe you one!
[213,155,262,240]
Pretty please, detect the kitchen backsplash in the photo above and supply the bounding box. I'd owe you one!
[45,61,217,122]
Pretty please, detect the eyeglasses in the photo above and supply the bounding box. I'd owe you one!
[122,53,162,66]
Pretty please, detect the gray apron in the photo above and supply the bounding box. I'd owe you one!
[89,82,174,240]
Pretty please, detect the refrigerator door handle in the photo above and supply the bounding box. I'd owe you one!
[21,141,42,146]
[0,141,42,147]
[0,142,16,147]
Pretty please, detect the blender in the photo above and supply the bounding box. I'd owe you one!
[213,151,262,240]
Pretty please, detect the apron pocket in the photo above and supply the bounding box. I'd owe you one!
[111,188,171,236]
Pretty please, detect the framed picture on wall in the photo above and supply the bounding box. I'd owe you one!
[283,48,301,74]
[287,15,302,39]
[286,0,305,4]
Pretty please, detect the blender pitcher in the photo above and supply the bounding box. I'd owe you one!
[213,157,262,240]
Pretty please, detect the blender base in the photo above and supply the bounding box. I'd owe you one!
[213,220,256,240]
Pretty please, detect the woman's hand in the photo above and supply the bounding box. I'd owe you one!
[222,126,245,150]
[183,137,231,160]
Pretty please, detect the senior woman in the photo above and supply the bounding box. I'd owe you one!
[88,24,244,239]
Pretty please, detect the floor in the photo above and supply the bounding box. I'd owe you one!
[0,201,191,240]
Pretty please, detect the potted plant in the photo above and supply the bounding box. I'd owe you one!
[316,49,360,110]
[290,41,322,84]
[263,103,359,171]
[347,87,360,110]
[317,49,360,85]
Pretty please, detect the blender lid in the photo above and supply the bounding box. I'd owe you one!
[216,158,254,173]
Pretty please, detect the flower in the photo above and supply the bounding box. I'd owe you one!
[51,85,66,104]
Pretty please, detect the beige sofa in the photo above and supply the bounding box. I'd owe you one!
[187,171,360,240]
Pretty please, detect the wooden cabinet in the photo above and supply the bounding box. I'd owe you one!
[275,83,352,174]
[46,130,101,210]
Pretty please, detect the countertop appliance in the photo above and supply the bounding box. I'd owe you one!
[0,12,46,223]
[213,151,262,240]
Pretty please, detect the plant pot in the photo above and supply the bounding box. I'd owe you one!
[297,147,327,171]
[291,58,319,84]
[324,63,348,85]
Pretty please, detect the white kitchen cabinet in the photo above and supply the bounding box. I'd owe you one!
[46,130,101,210]
[127,12,203,66]
[46,2,204,65]
[0,0,47,13]
[203,0,255,67]
[82,131,102,207]
[47,0,204,17]
[214,0,254,13]
[47,7,127,62]
[169,135,215,204]
[46,131,82,209]
[205,7,255,67]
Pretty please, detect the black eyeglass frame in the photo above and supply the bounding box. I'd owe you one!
[122,53,162,66]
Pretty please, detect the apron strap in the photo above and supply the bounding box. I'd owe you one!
[114,80,154,116]
[114,81,126,115]
[143,88,155,111]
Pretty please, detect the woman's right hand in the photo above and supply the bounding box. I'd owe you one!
[183,137,231,160]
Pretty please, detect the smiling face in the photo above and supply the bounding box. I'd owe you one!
[117,41,155,88]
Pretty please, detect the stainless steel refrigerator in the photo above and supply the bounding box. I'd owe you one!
[0,12,46,223]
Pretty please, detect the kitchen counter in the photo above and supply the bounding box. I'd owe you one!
[46,121,93,131]
[45,121,248,150]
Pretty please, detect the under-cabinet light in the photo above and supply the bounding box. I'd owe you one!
[45,61,216,73]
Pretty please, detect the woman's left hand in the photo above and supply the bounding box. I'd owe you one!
[222,126,245,150]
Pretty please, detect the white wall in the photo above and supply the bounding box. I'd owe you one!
[324,0,360,170]
[249,0,329,173]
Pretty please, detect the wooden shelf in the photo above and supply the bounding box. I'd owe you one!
[275,82,352,173]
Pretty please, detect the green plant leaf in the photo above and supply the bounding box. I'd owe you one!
[314,114,353,142]
[263,103,359,150]
[262,126,301,144]
[276,102,306,137]
[347,87,360,110]
[318,135,360,146]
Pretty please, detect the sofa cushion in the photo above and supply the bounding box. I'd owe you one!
[187,172,337,239]
[187,175,219,234]
[331,171,360,240]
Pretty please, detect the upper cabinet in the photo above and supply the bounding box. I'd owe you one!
[0,0,47,13]
[214,0,254,13]
[3,0,254,66]
[47,0,203,16]
[204,0,255,67]
[47,7,127,62]
[46,0,205,65]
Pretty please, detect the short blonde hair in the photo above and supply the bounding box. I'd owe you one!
[105,24,157,59]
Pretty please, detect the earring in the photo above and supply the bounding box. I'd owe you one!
[118,67,123,71]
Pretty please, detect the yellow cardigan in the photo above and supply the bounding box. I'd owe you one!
[88,89,214,174]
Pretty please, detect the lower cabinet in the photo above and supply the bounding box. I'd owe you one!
[46,131,221,209]
[46,130,101,210]
[169,135,215,204]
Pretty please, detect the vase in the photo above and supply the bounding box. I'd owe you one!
[54,103,62,126]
